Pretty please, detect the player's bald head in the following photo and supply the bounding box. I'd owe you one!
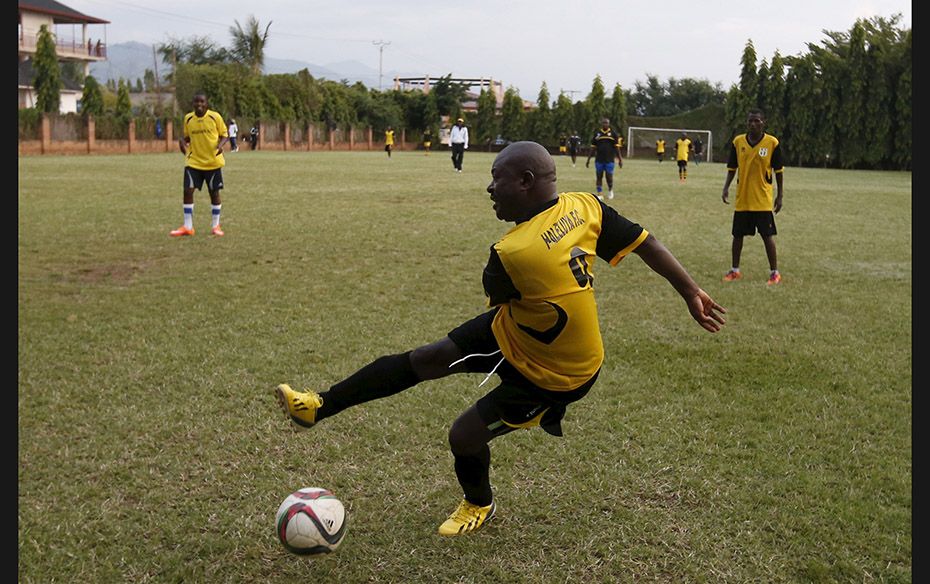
[494,141,557,191]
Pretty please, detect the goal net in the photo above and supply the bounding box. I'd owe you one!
[626,127,712,162]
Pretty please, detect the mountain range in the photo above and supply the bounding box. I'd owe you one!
[89,41,417,90]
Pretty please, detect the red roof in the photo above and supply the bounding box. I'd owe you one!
[19,0,109,24]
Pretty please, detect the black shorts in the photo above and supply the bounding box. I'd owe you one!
[183,167,224,192]
[732,211,777,237]
[447,309,598,437]
[385,144,392,151]
[677,159,687,169]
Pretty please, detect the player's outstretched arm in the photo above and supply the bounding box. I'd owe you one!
[633,234,726,332]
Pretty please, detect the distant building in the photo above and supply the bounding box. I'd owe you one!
[393,76,535,113]
[18,0,110,113]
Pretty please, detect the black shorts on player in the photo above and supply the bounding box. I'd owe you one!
[731,210,777,237]
[183,167,224,191]
[447,308,596,438]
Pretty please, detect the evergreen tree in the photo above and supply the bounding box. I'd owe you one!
[552,92,574,136]
[116,79,133,120]
[144,69,157,92]
[34,24,62,113]
[528,82,553,145]
[783,55,819,166]
[80,75,104,117]
[862,40,892,167]
[893,29,911,169]
[500,86,524,141]
[764,52,787,138]
[726,40,758,138]
[475,88,498,145]
[585,75,607,126]
[572,101,591,140]
[837,22,868,168]
[607,83,627,139]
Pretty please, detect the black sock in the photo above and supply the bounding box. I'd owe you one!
[317,351,420,420]
[454,446,493,506]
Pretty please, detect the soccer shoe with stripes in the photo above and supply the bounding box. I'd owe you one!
[211,225,225,236]
[767,271,782,285]
[722,269,743,282]
[275,384,323,430]
[437,499,495,536]
[170,226,194,237]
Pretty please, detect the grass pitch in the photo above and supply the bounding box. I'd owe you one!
[19,150,911,583]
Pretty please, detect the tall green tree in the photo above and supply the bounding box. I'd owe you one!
[552,92,574,135]
[783,55,819,166]
[585,75,607,126]
[229,15,272,75]
[475,88,498,145]
[893,29,911,169]
[80,75,104,117]
[763,52,786,137]
[606,83,627,138]
[500,87,524,140]
[430,75,468,116]
[528,82,553,145]
[726,40,758,139]
[836,22,868,167]
[33,24,62,113]
[115,79,132,120]
[862,40,892,167]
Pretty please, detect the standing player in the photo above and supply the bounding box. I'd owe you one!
[274,141,726,537]
[693,136,704,165]
[384,126,395,158]
[568,131,582,167]
[558,133,568,156]
[170,92,229,237]
[656,137,666,162]
[422,128,432,156]
[721,109,785,285]
[227,118,239,152]
[675,133,693,182]
[450,118,469,172]
[585,118,622,200]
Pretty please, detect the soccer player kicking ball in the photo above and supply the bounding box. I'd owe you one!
[276,141,726,536]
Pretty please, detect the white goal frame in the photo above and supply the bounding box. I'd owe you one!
[626,126,712,162]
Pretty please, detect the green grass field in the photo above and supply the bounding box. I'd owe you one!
[19,150,911,583]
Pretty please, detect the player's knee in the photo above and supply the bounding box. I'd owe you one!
[410,338,460,380]
[448,418,486,456]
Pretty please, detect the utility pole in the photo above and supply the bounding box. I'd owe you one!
[561,89,581,102]
[372,40,391,90]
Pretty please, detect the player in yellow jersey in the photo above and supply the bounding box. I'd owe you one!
[722,109,785,285]
[675,133,693,182]
[384,126,395,158]
[422,128,432,155]
[275,142,726,537]
[171,93,229,237]
[656,138,666,162]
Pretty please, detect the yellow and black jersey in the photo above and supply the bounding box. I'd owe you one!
[728,133,784,211]
[483,192,648,391]
[675,137,692,161]
[568,134,583,151]
[590,128,621,163]
[182,109,227,170]
[656,139,665,153]
[385,130,395,146]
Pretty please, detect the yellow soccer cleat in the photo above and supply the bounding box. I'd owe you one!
[275,384,323,430]
[437,499,495,536]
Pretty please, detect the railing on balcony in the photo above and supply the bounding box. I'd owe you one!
[18,32,106,59]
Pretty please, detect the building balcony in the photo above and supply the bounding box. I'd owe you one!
[18,32,106,61]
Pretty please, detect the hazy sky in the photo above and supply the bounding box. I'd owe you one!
[62,0,912,99]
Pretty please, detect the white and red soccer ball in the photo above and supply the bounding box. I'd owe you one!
[275,487,348,555]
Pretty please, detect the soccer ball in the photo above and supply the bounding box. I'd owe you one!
[275,487,348,555]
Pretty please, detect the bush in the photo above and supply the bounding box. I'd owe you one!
[19,108,42,140]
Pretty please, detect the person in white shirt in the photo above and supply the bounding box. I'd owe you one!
[450,118,469,172]
[227,119,239,152]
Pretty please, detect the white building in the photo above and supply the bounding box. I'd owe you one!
[18,0,109,113]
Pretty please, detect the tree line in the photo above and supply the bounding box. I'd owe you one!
[26,14,909,169]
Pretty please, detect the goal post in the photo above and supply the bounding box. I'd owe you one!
[626,127,712,162]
